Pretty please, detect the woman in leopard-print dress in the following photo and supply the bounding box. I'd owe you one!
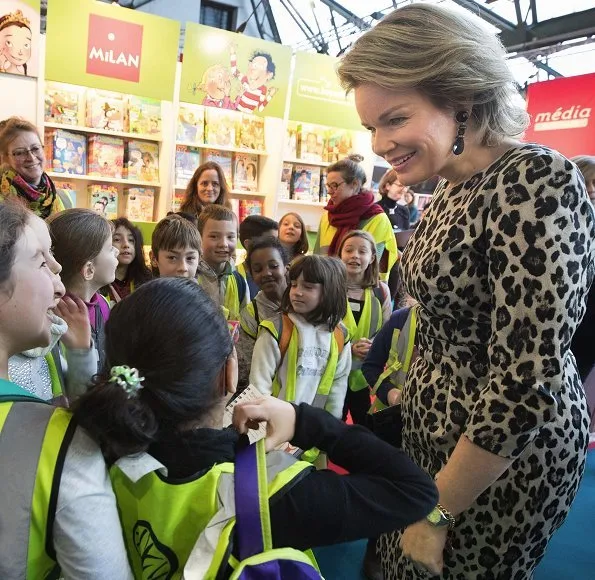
[338,4,595,579]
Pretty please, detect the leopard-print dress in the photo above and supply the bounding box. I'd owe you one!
[379,145,595,579]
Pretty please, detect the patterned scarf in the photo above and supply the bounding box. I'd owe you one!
[325,191,384,256]
[0,167,59,219]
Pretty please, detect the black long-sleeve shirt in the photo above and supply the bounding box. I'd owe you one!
[148,404,437,551]
[378,197,410,232]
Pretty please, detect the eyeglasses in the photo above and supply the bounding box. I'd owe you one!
[326,181,345,191]
[10,144,43,161]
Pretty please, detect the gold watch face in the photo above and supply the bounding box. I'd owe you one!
[427,507,447,526]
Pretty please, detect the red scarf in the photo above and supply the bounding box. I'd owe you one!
[325,191,384,256]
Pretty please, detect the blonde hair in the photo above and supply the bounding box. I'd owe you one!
[337,4,528,146]
[0,117,41,162]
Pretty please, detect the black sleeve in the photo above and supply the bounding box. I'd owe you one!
[270,404,438,550]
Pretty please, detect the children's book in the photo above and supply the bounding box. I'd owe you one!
[279,162,293,200]
[86,89,126,132]
[125,140,159,182]
[233,153,258,192]
[239,114,266,151]
[238,199,263,223]
[174,145,200,189]
[53,180,77,209]
[89,185,118,219]
[292,164,314,201]
[320,168,329,204]
[229,198,240,221]
[325,129,354,163]
[128,96,161,136]
[203,149,233,185]
[177,103,205,143]
[205,108,240,148]
[44,82,84,126]
[310,168,321,203]
[88,135,125,179]
[46,129,87,175]
[171,189,186,212]
[285,121,299,159]
[297,123,325,162]
[125,187,155,222]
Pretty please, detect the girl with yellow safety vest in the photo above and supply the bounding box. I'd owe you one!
[102,218,152,304]
[250,255,351,421]
[238,236,289,389]
[0,202,132,579]
[47,209,119,372]
[71,277,437,579]
[338,230,391,425]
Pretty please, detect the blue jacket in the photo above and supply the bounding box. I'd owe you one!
[362,307,412,405]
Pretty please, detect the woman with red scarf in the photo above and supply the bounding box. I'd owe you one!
[0,117,64,219]
[314,156,398,280]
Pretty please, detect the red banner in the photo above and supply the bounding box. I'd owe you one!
[524,73,595,158]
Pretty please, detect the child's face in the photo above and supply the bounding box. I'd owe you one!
[2,217,65,353]
[112,226,136,267]
[201,219,237,269]
[289,273,322,316]
[152,246,199,279]
[196,169,221,205]
[91,234,119,288]
[340,236,374,280]
[250,247,287,302]
[279,215,302,245]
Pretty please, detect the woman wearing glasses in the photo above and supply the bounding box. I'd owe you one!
[0,116,64,218]
[314,155,398,281]
[180,160,233,219]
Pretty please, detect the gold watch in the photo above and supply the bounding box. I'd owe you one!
[426,503,456,530]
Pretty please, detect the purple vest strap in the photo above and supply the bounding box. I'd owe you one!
[234,442,265,560]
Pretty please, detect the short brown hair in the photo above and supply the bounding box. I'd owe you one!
[196,204,237,235]
[338,230,379,288]
[180,161,231,216]
[151,214,202,257]
[279,212,309,257]
[46,209,113,287]
[572,155,595,184]
[281,255,347,330]
[0,117,41,162]
[378,169,399,198]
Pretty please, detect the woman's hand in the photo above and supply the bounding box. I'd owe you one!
[387,388,402,406]
[400,519,448,576]
[232,397,296,452]
[56,295,91,350]
[352,338,373,360]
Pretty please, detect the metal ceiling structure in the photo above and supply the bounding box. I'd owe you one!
[41,1,595,82]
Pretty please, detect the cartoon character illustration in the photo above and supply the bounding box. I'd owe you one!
[199,63,235,110]
[230,44,278,114]
[0,9,32,75]
[103,101,119,130]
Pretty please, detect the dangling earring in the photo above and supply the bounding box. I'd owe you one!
[452,111,469,155]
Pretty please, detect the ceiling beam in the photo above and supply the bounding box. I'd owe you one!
[450,0,516,31]
[316,0,371,32]
[503,8,595,52]
[531,60,563,78]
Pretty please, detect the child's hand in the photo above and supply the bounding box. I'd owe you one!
[351,338,373,360]
[232,396,296,452]
[56,296,91,350]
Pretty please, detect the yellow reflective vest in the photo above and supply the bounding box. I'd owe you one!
[110,439,315,579]
[370,306,418,412]
[0,379,75,579]
[343,287,385,391]
[314,212,398,281]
